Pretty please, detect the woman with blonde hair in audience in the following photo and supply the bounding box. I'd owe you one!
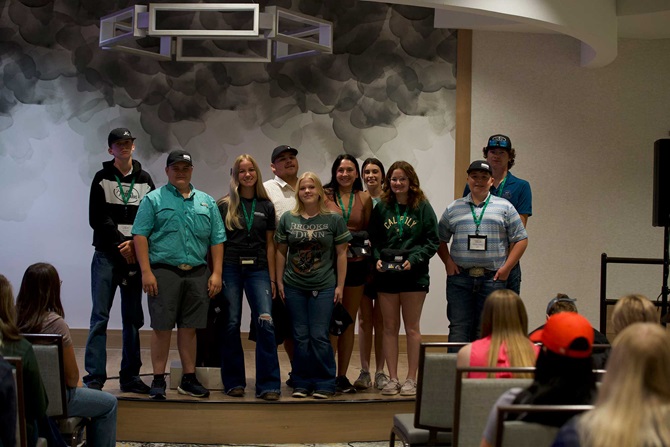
[15,263,118,447]
[552,322,670,447]
[458,289,539,378]
[611,293,657,334]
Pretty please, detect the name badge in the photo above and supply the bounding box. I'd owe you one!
[239,257,257,266]
[118,224,133,237]
[468,234,487,251]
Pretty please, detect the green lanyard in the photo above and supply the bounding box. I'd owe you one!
[336,191,355,224]
[494,176,508,197]
[469,194,491,235]
[395,203,409,237]
[114,175,136,205]
[241,198,256,235]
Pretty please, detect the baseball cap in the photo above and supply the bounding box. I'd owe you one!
[166,150,193,167]
[546,295,577,315]
[108,128,135,147]
[486,134,512,150]
[271,145,298,163]
[379,249,409,272]
[530,312,594,358]
[467,160,492,175]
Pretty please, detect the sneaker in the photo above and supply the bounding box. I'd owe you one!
[400,378,417,396]
[85,380,103,391]
[353,370,372,390]
[313,390,335,399]
[226,387,245,397]
[292,388,310,398]
[336,375,356,393]
[285,371,294,388]
[381,378,401,395]
[261,391,281,401]
[120,376,151,394]
[149,379,167,400]
[178,376,210,398]
[375,371,390,390]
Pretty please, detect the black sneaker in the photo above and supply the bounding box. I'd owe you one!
[336,375,356,393]
[292,388,310,398]
[120,376,151,394]
[85,380,103,391]
[178,376,210,398]
[285,372,294,388]
[149,379,167,400]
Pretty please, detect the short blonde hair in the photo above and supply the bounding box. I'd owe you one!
[291,172,330,216]
[611,294,657,335]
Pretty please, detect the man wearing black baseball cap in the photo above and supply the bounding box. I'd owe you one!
[85,127,156,393]
[463,134,532,294]
[438,160,528,343]
[132,149,226,400]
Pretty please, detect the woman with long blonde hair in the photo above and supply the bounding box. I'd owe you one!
[275,172,351,399]
[458,289,538,378]
[216,154,281,400]
[553,322,670,447]
[611,293,657,334]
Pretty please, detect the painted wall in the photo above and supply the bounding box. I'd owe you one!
[0,1,456,333]
[471,31,669,331]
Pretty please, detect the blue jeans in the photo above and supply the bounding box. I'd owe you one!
[219,265,280,397]
[84,251,144,385]
[283,285,336,393]
[506,263,522,295]
[446,270,507,344]
[66,387,117,447]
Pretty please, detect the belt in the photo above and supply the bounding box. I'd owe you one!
[152,263,205,273]
[461,266,496,278]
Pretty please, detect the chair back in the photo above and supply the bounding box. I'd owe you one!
[414,342,463,431]
[4,356,27,447]
[22,334,68,418]
[453,366,534,447]
[495,404,593,447]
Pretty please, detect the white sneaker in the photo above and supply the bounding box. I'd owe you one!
[400,378,417,396]
[381,378,401,395]
[374,371,390,390]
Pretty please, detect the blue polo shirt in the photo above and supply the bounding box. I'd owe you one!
[463,171,532,217]
[438,193,528,270]
[132,183,226,267]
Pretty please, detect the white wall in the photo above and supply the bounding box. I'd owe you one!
[470,32,670,331]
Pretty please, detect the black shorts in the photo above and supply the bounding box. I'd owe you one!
[344,259,369,287]
[374,270,429,294]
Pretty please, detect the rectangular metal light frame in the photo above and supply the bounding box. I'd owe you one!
[265,6,333,55]
[99,5,172,60]
[175,37,272,63]
[149,3,261,38]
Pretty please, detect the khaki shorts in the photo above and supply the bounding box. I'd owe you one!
[149,264,210,330]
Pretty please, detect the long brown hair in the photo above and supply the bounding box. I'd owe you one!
[480,289,536,378]
[0,274,20,342]
[380,161,427,209]
[15,263,65,333]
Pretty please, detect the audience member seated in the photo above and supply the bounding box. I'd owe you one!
[458,289,539,379]
[529,293,609,368]
[480,312,597,447]
[0,274,48,447]
[611,293,657,335]
[15,263,118,447]
[0,354,16,447]
[552,322,670,447]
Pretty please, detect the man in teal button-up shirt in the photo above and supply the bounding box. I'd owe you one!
[133,150,225,399]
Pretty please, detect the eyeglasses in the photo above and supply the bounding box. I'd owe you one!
[487,135,510,149]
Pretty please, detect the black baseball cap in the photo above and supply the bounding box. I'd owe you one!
[485,134,512,151]
[271,145,298,163]
[108,128,135,147]
[166,150,193,167]
[467,160,492,175]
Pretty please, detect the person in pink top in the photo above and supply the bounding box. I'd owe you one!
[457,289,539,378]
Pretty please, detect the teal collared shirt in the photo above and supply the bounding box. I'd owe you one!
[132,183,226,267]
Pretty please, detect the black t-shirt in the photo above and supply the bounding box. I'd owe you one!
[218,197,276,267]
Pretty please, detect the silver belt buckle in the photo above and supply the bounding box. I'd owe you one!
[468,267,485,278]
[177,264,193,271]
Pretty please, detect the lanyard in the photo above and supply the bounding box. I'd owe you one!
[469,194,491,235]
[494,175,508,197]
[336,191,355,224]
[395,203,409,237]
[241,198,257,235]
[114,175,136,205]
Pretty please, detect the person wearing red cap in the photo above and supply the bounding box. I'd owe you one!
[480,312,598,447]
